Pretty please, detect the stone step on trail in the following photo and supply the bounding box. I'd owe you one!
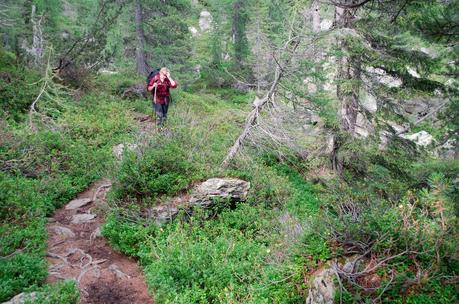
[71,213,97,224]
[65,198,92,210]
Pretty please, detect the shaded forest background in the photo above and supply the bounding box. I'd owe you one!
[0,0,458,303]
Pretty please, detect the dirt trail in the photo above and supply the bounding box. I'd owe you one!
[46,114,155,304]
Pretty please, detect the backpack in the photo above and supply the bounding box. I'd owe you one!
[146,68,161,87]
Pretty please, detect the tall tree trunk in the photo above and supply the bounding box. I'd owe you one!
[333,1,361,173]
[335,1,360,135]
[22,5,44,66]
[135,0,147,76]
[232,0,247,69]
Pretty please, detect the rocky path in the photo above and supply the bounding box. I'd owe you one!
[46,114,155,304]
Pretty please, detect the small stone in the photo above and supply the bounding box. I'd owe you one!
[50,225,75,239]
[306,267,335,304]
[65,198,92,210]
[2,292,38,304]
[71,213,96,224]
[90,227,102,240]
[108,264,131,280]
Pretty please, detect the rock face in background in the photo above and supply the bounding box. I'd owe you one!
[437,139,457,159]
[147,178,250,224]
[355,113,374,138]
[400,131,434,146]
[360,90,377,113]
[320,19,333,31]
[189,26,199,36]
[365,67,402,88]
[62,1,77,20]
[199,11,212,32]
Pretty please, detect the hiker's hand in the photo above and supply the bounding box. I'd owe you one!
[166,71,171,78]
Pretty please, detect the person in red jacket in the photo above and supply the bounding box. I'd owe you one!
[147,67,178,127]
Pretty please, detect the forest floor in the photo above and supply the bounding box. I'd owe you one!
[45,114,155,304]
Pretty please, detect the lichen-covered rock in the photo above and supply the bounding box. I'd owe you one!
[400,131,434,146]
[306,268,335,304]
[71,213,96,224]
[2,292,38,304]
[188,178,250,207]
[49,225,75,239]
[147,178,250,224]
[112,143,138,160]
[65,198,92,210]
[199,11,212,31]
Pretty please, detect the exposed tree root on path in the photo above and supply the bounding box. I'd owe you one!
[46,114,155,304]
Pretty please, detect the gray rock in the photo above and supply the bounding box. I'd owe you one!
[400,131,434,146]
[189,26,198,36]
[437,139,457,159]
[90,227,102,240]
[386,121,406,134]
[71,213,96,224]
[188,178,250,207]
[2,292,38,304]
[306,268,335,304]
[108,264,131,280]
[148,205,179,224]
[320,19,333,31]
[355,113,373,138]
[360,90,377,113]
[199,11,212,31]
[112,143,138,160]
[49,225,75,239]
[147,178,250,224]
[379,130,392,150]
[65,198,92,210]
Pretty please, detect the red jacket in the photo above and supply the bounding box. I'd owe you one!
[148,75,178,104]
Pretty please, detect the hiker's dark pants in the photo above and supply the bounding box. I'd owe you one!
[153,97,170,127]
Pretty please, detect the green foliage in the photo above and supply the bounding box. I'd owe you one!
[114,140,196,200]
[26,280,80,304]
[0,49,41,120]
[105,203,304,303]
[0,75,137,301]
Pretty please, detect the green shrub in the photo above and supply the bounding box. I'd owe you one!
[113,140,196,200]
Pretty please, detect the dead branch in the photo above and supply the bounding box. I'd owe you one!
[221,68,282,168]
[221,27,301,167]
[92,183,112,202]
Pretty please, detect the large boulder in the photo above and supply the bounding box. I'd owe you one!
[188,178,250,207]
[147,178,250,224]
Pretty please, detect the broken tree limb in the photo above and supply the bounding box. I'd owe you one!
[221,25,302,168]
[221,67,282,168]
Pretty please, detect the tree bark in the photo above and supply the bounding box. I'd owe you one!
[135,0,147,76]
[333,1,361,173]
[335,1,360,135]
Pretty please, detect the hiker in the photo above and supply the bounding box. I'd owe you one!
[147,67,178,127]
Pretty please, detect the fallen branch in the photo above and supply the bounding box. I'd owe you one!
[221,68,281,168]
[221,32,301,167]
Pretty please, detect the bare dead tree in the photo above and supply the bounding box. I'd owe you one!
[22,5,44,66]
